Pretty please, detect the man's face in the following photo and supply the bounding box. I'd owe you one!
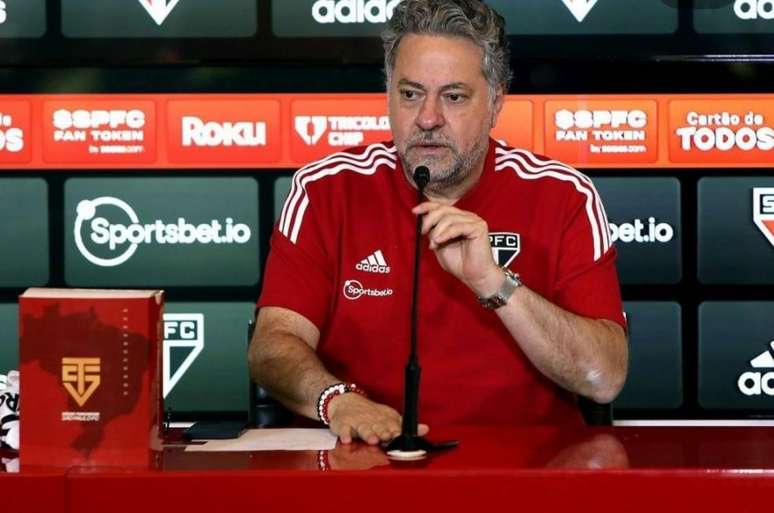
[388,34,503,191]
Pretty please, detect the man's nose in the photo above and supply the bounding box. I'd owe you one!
[416,97,445,131]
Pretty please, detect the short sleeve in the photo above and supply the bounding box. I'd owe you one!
[257,181,333,331]
[553,183,626,330]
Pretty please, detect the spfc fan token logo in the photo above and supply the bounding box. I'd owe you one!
[753,188,774,248]
[489,232,520,267]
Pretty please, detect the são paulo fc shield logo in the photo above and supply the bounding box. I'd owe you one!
[489,232,521,267]
[753,188,774,248]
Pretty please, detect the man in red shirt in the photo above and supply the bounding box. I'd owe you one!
[250,0,628,445]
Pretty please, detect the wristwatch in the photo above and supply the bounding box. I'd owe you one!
[477,267,522,309]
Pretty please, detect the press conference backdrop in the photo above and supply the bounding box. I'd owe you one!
[1,0,773,422]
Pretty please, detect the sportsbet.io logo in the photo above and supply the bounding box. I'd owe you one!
[74,196,252,267]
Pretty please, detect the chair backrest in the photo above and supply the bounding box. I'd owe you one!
[247,317,293,427]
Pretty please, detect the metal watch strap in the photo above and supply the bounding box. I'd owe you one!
[477,267,522,309]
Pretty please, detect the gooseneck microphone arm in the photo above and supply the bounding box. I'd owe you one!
[386,166,458,456]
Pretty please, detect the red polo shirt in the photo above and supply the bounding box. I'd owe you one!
[259,139,625,426]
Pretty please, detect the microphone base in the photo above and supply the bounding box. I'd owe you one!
[385,434,459,459]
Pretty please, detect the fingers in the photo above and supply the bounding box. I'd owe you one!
[429,219,481,249]
[418,423,430,436]
[413,202,487,247]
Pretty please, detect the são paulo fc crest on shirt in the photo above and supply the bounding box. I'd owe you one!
[489,232,520,267]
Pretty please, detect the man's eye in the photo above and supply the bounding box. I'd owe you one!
[401,90,418,100]
[447,93,466,103]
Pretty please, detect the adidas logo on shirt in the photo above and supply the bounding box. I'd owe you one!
[355,250,391,274]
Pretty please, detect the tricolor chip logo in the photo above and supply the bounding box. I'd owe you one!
[163,313,204,398]
[753,187,774,247]
[295,116,328,145]
[294,114,390,147]
[738,340,774,396]
[290,99,392,162]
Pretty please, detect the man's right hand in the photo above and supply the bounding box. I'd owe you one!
[326,392,429,445]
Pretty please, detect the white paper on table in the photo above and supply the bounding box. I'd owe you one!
[183,428,337,452]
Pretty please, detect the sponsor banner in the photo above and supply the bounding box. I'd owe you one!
[0,0,45,38]
[491,99,534,151]
[163,302,253,412]
[545,100,658,164]
[167,99,281,164]
[595,177,681,284]
[64,177,260,286]
[669,99,774,164]
[42,100,157,164]
[4,92,774,170]
[272,0,400,37]
[487,0,677,34]
[615,302,682,410]
[0,178,49,286]
[63,0,257,38]
[698,177,774,284]
[699,302,774,410]
[0,100,31,163]
[291,98,391,163]
[695,0,774,33]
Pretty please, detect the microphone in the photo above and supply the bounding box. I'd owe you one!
[385,166,459,460]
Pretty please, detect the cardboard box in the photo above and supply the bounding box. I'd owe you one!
[19,288,163,468]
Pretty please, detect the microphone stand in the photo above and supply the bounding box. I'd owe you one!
[386,166,459,458]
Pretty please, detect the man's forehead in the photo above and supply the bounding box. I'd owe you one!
[392,34,486,86]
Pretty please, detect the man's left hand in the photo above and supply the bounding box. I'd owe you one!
[412,202,502,297]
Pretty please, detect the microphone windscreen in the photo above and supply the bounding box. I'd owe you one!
[413,166,430,189]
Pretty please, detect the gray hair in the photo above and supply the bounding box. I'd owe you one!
[381,0,512,98]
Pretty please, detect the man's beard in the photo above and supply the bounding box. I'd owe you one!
[398,129,490,195]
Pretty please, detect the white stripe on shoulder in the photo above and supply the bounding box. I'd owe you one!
[279,143,396,237]
[497,148,611,252]
[280,144,397,244]
[494,148,610,261]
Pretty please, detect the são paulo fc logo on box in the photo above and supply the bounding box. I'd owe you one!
[0,101,32,164]
[167,99,281,164]
[73,196,252,268]
[42,100,156,163]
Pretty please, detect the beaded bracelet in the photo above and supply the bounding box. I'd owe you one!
[316,382,366,425]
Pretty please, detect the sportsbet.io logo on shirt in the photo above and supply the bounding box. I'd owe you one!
[74,196,252,267]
